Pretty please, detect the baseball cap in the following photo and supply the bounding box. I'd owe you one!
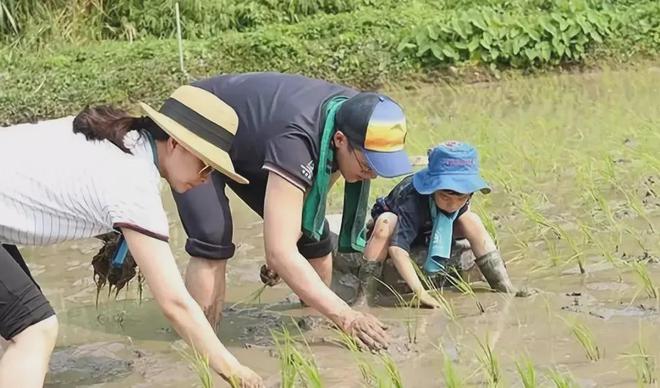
[335,92,412,178]
[412,141,491,195]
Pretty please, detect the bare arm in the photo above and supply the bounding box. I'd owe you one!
[389,246,442,308]
[262,172,352,322]
[121,228,262,387]
[263,172,389,348]
[388,246,424,293]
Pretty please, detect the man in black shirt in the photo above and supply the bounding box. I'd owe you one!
[170,72,412,349]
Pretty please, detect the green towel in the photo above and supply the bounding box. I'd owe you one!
[302,96,370,253]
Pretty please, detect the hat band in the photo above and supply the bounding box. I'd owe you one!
[161,98,234,152]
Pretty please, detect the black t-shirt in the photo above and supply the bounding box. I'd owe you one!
[193,73,358,191]
[372,175,470,253]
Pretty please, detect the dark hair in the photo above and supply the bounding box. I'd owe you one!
[73,105,169,154]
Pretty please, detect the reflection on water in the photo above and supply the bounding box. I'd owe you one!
[10,68,660,387]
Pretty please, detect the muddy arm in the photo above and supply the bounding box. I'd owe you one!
[120,228,262,387]
[263,173,353,320]
[263,172,389,349]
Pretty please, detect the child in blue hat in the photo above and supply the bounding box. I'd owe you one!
[353,141,516,307]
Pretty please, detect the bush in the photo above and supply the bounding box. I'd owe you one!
[398,1,660,68]
[1,0,658,125]
[0,6,418,124]
[0,0,399,43]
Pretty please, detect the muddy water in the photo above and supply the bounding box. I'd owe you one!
[9,68,660,387]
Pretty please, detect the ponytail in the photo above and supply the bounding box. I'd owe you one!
[72,105,168,153]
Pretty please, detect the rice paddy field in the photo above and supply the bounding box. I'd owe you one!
[12,66,660,387]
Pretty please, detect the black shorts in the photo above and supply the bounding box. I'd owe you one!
[0,245,55,340]
[172,171,334,261]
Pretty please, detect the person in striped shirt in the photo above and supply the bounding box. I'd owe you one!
[0,86,263,387]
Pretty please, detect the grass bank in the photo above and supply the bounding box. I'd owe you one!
[1,0,659,124]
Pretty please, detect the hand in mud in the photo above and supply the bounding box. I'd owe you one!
[339,310,390,351]
[416,291,443,309]
[259,264,281,287]
[225,364,264,388]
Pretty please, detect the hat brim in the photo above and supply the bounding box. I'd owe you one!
[412,168,491,195]
[363,149,412,178]
[140,102,249,185]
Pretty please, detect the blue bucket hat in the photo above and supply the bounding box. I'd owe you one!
[412,141,491,195]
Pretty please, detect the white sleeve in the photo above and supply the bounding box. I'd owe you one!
[101,162,170,241]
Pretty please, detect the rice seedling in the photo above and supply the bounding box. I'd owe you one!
[445,269,485,314]
[587,185,617,229]
[630,260,659,304]
[611,183,656,233]
[555,225,586,275]
[411,261,457,320]
[517,197,586,273]
[435,341,464,388]
[515,355,537,388]
[271,325,322,388]
[377,278,420,344]
[622,340,657,386]
[175,343,214,388]
[561,318,601,361]
[228,284,268,309]
[592,233,624,281]
[471,201,499,246]
[546,368,577,388]
[334,328,404,387]
[542,234,563,268]
[333,328,378,384]
[622,225,648,253]
[474,333,501,387]
[443,352,464,388]
[380,353,404,388]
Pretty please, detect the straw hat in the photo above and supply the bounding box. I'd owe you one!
[139,85,248,184]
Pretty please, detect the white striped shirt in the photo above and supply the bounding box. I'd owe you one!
[0,117,169,245]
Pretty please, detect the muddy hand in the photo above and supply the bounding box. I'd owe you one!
[417,290,443,309]
[339,310,390,351]
[260,264,281,287]
[225,364,264,388]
